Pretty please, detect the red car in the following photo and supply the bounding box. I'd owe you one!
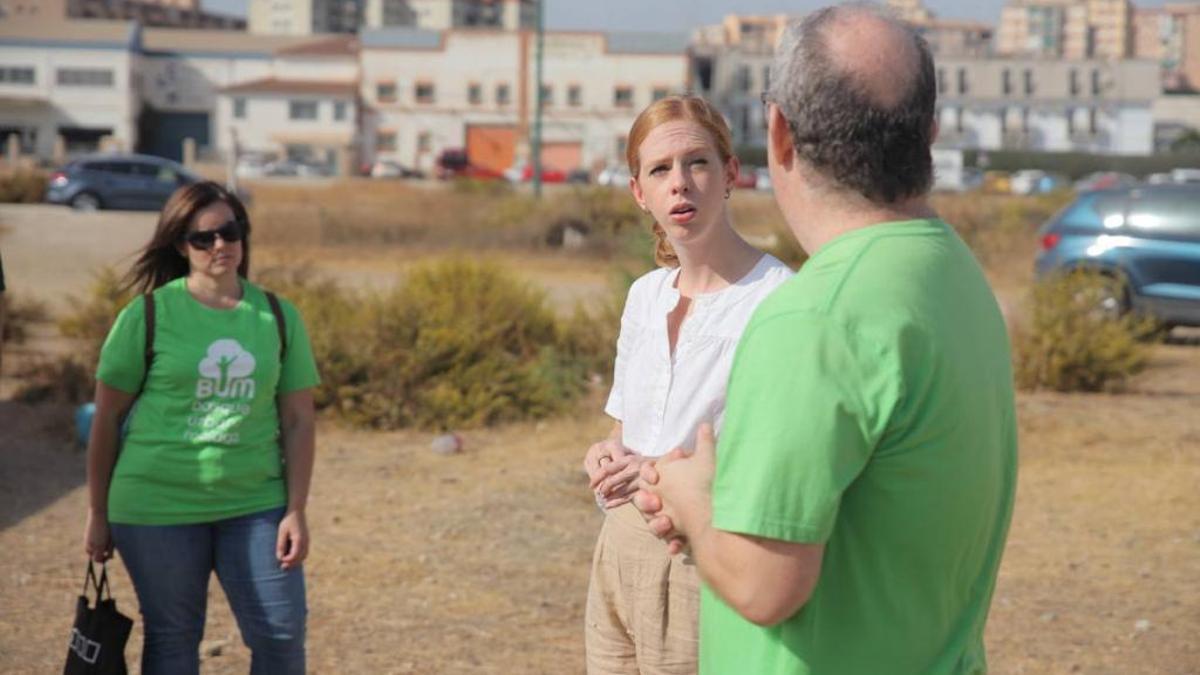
[435,149,504,181]
[512,164,568,184]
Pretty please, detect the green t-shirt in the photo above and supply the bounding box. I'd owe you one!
[98,277,320,525]
[702,219,1017,675]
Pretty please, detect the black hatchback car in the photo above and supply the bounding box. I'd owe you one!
[46,153,201,211]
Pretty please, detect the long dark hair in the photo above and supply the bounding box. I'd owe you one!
[124,181,252,294]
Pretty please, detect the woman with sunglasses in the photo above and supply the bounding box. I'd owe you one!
[82,181,319,674]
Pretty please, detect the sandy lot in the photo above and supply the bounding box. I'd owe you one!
[1,200,1198,674]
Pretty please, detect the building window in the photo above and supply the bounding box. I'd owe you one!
[936,68,946,95]
[417,131,431,152]
[957,67,968,95]
[0,66,35,84]
[496,83,511,106]
[1000,106,1008,134]
[289,100,318,120]
[415,81,435,104]
[1067,107,1075,135]
[955,106,964,134]
[377,131,397,152]
[568,84,582,107]
[1023,69,1034,96]
[333,101,347,121]
[652,87,669,102]
[1002,69,1012,96]
[616,135,627,159]
[736,65,753,93]
[468,82,482,105]
[1088,108,1098,134]
[56,68,113,87]
[540,84,553,107]
[1091,69,1102,95]
[762,65,771,92]
[1069,69,1080,97]
[376,82,396,103]
[233,97,246,119]
[613,86,634,108]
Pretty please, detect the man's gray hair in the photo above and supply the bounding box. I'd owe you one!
[767,4,937,204]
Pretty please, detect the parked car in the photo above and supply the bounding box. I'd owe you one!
[503,163,569,184]
[1010,170,1047,196]
[1074,171,1138,193]
[1034,183,1200,328]
[596,164,631,187]
[435,149,503,181]
[733,166,758,190]
[46,153,201,211]
[980,170,1012,194]
[1170,168,1200,184]
[754,167,772,192]
[370,160,425,179]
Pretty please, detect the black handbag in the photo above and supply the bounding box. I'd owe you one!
[63,562,134,675]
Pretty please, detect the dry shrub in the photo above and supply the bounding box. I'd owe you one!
[58,267,136,370]
[0,168,47,203]
[12,355,92,404]
[248,180,644,255]
[934,192,1073,276]
[2,293,49,344]
[261,258,613,430]
[1013,270,1153,392]
[12,268,132,403]
[729,191,807,268]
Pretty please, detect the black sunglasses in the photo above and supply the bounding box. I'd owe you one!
[184,220,244,250]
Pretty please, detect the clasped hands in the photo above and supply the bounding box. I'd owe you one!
[583,424,718,556]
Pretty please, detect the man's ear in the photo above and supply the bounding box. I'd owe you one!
[768,104,794,170]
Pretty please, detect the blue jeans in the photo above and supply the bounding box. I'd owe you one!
[111,507,306,675]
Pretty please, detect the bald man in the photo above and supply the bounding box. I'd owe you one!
[635,6,1018,674]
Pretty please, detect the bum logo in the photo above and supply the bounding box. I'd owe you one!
[195,339,257,400]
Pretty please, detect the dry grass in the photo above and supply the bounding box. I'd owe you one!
[1,187,1198,673]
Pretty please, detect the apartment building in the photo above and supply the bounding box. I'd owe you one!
[1134,3,1200,91]
[360,27,688,174]
[934,57,1158,154]
[997,0,1133,59]
[249,0,362,35]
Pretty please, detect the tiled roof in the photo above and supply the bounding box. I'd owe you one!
[221,77,357,96]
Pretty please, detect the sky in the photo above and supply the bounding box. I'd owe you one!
[202,0,1172,29]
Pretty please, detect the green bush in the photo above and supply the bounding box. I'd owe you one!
[0,168,47,203]
[1013,270,1153,392]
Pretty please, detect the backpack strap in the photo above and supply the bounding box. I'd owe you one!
[265,291,288,363]
[138,292,156,396]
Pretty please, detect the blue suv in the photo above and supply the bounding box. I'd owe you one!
[1035,183,1200,327]
[46,153,200,211]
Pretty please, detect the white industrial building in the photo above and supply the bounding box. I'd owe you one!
[360,27,689,175]
[934,57,1159,155]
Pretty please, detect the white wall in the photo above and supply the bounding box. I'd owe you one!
[360,30,687,170]
[0,45,137,156]
[217,92,357,156]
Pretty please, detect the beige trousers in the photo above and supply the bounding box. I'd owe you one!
[585,502,700,675]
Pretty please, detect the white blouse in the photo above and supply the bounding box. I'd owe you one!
[605,254,793,458]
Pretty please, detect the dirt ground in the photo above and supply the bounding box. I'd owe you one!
[1,200,1199,674]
